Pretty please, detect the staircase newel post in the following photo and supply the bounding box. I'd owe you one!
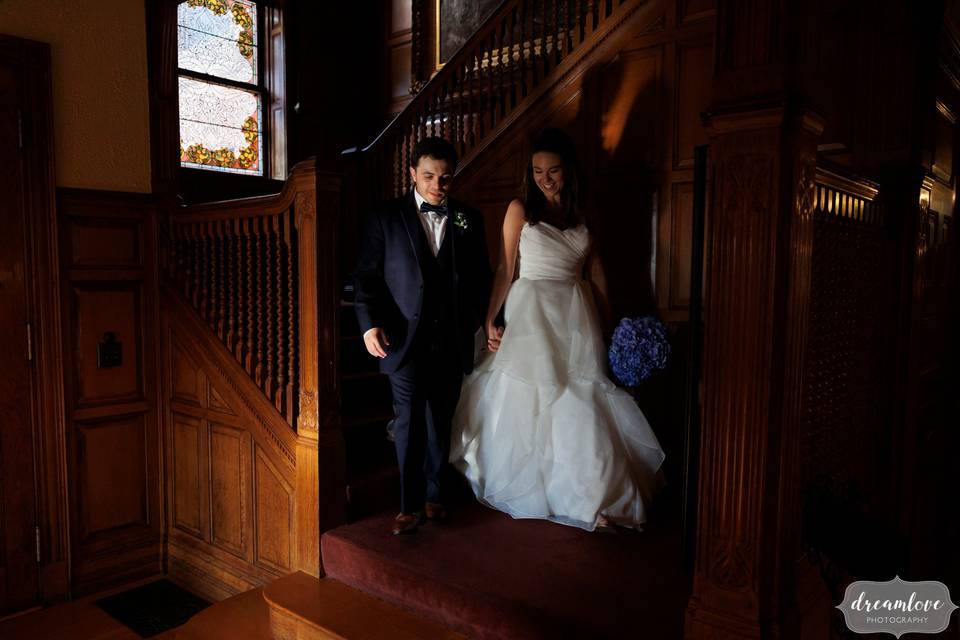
[293,163,346,578]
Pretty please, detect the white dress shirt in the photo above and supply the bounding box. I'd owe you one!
[362,189,448,342]
[413,188,448,257]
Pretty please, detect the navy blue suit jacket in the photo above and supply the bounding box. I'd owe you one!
[353,191,492,374]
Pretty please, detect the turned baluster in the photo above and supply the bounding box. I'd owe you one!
[528,2,539,89]
[485,35,496,131]
[541,0,550,79]
[201,222,212,322]
[189,223,201,310]
[553,0,562,66]
[274,212,286,416]
[216,219,226,341]
[244,217,255,374]
[265,214,277,400]
[519,2,529,99]
[495,20,510,120]
[284,208,296,425]
[576,0,585,46]
[207,220,218,334]
[225,219,237,353]
[252,217,264,386]
[173,222,186,295]
[504,14,513,110]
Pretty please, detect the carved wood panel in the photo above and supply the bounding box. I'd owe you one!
[165,317,297,599]
[58,189,161,596]
[209,423,247,558]
[254,446,294,573]
[173,413,204,538]
[76,415,148,540]
[68,218,143,268]
[71,285,143,405]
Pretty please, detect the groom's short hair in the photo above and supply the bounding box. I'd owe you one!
[410,137,458,170]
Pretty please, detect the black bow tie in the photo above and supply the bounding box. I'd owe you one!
[420,202,448,217]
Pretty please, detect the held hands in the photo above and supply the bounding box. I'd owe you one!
[485,320,504,352]
[363,328,390,358]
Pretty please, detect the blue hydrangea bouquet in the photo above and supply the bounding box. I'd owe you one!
[608,316,671,387]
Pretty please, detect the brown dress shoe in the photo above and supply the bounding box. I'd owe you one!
[391,512,424,535]
[424,502,447,521]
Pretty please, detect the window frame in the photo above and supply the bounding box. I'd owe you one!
[176,0,274,179]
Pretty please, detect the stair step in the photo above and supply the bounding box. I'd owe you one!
[321,504,689,639]
[263,573,462,639]
[345,464,400,521]
[156,586,271,639]
[160,574,461,639]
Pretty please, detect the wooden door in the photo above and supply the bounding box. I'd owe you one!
[0,55,41,615]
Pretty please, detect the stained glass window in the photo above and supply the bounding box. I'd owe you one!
[178,0,263,176]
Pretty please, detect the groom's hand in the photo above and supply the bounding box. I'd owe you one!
[485,321,504,352]
[363,328,390,358]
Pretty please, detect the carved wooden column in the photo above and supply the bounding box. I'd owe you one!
[685,104,822,639]
[292,166,346,578]
[685,1,824,637]
[293,174,321,577]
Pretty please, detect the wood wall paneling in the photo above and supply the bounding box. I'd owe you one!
[669,181,695,309]
[254,447,294,574]
[58,190,161,596]
[388,0,414,114]
[164,308,298,599]
[172,339,203,407]
[674,39,712,169]
[69,218,142,268]
[678,0,715,26]
[390,42,413,110]
[173,413,204,538]
[933,101,956,183]
[76,415,148,540]
[209,423,247,558]
[72,285,143,406]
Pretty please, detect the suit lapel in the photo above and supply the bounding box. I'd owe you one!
[399,191,427,269]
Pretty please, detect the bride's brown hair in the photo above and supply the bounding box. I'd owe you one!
[521,128,583,229]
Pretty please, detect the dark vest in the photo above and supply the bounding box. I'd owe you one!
[414,221,457,352]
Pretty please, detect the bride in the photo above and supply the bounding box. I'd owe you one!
[449,128,666,531]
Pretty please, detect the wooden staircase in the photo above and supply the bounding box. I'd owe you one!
[159,0,673,634]
[338,0,665,525]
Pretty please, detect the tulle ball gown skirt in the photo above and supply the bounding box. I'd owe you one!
[450,223,666,531]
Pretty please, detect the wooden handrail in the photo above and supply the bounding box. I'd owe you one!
[161,158,344,575]
[353,0,637,200]
[161,159,326,431]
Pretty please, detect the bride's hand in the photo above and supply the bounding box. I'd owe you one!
[485,321,504,352]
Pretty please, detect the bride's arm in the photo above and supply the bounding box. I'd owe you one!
[485,199,526,352]
[586,247,612,335]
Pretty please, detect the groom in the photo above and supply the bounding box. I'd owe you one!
[354,137,491,535]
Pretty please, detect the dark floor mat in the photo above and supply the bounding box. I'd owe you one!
[95,579,210,638]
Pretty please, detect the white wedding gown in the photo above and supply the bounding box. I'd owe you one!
[450,221,666,531]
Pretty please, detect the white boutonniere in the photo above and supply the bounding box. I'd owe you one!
[453,210,469,231]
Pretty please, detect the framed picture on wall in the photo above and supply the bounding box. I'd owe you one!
[436,0,501,68]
